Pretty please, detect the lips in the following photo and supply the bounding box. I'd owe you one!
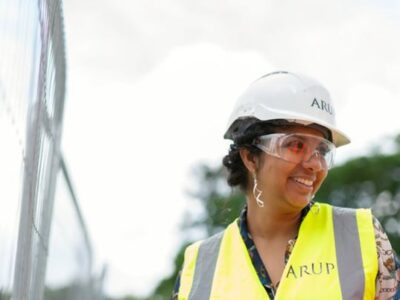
[293,177,313,187]
[290,176,317,193]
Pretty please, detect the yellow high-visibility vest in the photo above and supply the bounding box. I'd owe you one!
[178,203,378,300]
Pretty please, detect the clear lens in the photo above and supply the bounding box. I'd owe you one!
[255,133,336,169]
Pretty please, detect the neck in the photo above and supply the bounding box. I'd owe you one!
[246,196,303,240]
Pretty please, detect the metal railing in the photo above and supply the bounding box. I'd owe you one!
[0,0,104,299]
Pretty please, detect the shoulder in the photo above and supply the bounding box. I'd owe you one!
[319,203,369,215]
[186,220,239,249]
[372,215,389,238]
[326,204,375,225]
[322,204,374,228]
[183,231,225,263]
[183,221,240,262]
[329,204,371,215]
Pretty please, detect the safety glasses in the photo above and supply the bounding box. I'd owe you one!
[253,133,336,169]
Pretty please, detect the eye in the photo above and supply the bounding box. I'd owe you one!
[284,139,306,154]
[317,143,329,156]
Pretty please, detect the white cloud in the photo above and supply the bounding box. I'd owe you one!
[62,43,271,296]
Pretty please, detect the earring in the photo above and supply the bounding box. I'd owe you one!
[253,174,264,208]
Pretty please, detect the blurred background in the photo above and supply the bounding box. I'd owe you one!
[1,0,400,299]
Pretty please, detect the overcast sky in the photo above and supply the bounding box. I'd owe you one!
[61,0,400,297]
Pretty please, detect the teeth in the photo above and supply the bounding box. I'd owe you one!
[294,178,313,187]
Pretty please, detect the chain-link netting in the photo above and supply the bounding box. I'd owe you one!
[0,0,103,299]
[0,0,42,298]
[43,159,105,300]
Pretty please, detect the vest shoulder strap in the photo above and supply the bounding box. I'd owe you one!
[179,230,225,300]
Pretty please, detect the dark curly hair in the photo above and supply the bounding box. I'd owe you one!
[222,120,277,191]
[222,143,259,191]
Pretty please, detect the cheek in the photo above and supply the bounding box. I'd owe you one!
[259,162,279,189]
[263,162,292,188]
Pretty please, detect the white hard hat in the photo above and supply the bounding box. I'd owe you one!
[224,71,350,147]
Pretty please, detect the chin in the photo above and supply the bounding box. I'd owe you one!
[287,195,311,210]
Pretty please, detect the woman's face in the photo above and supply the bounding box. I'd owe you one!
[255,125,329,212]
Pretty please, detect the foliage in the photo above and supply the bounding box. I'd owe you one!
[44,284,144,300]
[0,290,11,300]
[147,244,188,300]
[184,164,245,236]
[44,286,71,300]
[44,283,101,300]
[107,296,142,300]
[317,152,400,251]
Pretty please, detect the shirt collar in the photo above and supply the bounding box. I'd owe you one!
[238,201,315,240]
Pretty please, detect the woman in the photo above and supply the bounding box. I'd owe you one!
[173,71,399,299]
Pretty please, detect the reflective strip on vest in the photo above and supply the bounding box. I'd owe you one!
[332,206,365,299]
[179,203,377,300]
[188,232,224,299]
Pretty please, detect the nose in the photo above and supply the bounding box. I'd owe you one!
[301,150,324,171]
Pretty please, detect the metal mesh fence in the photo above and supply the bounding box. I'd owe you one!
[43,159,105,300]
[0,0,42,298]
[0,0,103,299]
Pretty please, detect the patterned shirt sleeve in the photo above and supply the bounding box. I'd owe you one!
[374,217,400,299]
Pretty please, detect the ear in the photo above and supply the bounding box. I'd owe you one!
[239,148,259,175]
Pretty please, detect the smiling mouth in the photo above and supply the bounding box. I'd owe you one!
[293,177,314,188]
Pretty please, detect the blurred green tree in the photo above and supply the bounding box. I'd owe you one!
[317,152,400,251]
[0,290,11,300]
[106,296,142,300]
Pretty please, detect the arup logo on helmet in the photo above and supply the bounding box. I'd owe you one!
[311,98,334,115]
